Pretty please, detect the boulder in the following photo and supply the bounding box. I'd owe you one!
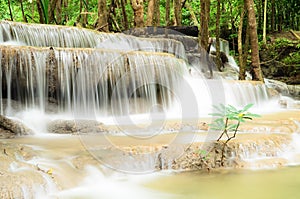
[0,115,33,137]
[47,119,106,134]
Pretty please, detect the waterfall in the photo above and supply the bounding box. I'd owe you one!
[0,21,272,121]
[0,45,188,117]
[0,21,186,60]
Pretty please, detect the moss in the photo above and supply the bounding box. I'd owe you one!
[260,38,300,84]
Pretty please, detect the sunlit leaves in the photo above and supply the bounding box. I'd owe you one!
[209,103,260,132]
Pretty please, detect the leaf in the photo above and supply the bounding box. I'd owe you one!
[245,113,261,118]
[227,115,239,121]
[242,103,254,111]
[227,104,238,112]
[239,118,246,123]
[212,104,226,113]
[210,127,222,131]
[46,168,53,175]
[209,113,225,117]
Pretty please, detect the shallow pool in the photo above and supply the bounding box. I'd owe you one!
[145,166,300,199]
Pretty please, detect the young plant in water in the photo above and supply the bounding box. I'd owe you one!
[209,103,260,165]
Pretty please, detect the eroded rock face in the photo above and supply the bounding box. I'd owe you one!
[47,119,106,134]
[287,85,300,100]
[0,142,51,198]
[0,115,33,138]
[265,79,300,100]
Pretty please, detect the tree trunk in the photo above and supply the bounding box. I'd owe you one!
[229,2,236,52]
[215,0,222,71]
[131,0,144,28]
[277,3,283,31]
[83,0,89,27]
[199,0,210,51]
[76,0,83,25]
[107,0,117,31]
[146,0,155,26]
[184,1,199,26]
[257,0,262,32]
[243,24,250,72]
[174,0,182,26]
[199,0,211,78]
[262,0,267,44]
[20,0,28,22]
[271,0,275,32]
[238,4,245,80]
[37,0,45,24]
[56,0,63,24]
[49,0,59,24]
[120,0,129,30]
[7,0,14,21]
[154,0,160,26]
[98,0,109,32]
[245,0,263,81]
[165,0,170,26]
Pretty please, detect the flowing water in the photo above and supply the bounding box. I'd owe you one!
[0,21,300,198]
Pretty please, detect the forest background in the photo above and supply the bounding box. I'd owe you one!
[0,0,299,83]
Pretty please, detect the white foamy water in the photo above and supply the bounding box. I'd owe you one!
[1,20,300,199]
[51,166,174,199]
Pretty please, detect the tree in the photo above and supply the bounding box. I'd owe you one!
[199,0,210,51]
[20,0,28,22]
[270,0,275,32]
[165,0,171,26]
[238,3,246,80]
[98,0,109,32]
[245,0,263,81]
[120,0,129,30]
[184,1,199,26]
[262,0,267,44]
[7,0,14,21]
[215,0,222,71]
[174,0,182,26]
[154,0,160,26]
[37,0,46,23]
[146,0,155,26]
[131,0,144,28]
[49,0,59,24]
[56,0,63,24]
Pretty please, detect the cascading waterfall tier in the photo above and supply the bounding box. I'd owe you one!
[0,45,187,116]
[0,21,271,119]
[0,20,186,60]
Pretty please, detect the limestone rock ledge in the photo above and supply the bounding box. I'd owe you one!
[0,115,33,138]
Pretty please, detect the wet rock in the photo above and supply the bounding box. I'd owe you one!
[267,87,280,98]
[0,142,46,198]
[47,119,106,134]
[287,85,300,100]
[265,79,290,96]
[0,115,33,137]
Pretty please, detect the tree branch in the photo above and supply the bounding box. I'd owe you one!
[260,48,287,65]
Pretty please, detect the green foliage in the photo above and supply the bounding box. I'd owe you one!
[282,51,300,75]
[0,0,298,34]
[209,103,260,141]
[0,2,10,20]
[198,149,209,160]
[40,0,49,23]
[209,103,260,165]
[274,38,296,48]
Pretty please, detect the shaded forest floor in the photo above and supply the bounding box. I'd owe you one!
[260,31,300,84]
